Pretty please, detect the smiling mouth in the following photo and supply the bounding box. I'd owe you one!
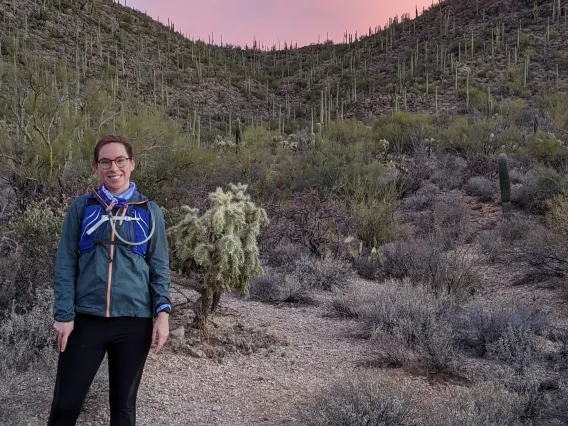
[108,175,122,180]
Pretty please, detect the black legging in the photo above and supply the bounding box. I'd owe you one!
[47,313,153,426]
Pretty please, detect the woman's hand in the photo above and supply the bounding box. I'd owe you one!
[53,321,74,352]
[152,312,169,354]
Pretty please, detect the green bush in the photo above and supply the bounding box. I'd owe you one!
[7,201,66,311]
[323,119,373,146]
[499,98,527,127]
[513,166,566,213]
[439,117,497,158]
[524,132,567,163]
[372,112,433,154]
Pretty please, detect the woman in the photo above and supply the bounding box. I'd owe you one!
[48,135,172,426]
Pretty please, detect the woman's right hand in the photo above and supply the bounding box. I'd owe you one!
[53,321,74,352]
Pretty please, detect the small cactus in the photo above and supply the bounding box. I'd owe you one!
[498,153,511,220]
[379,139,390,160]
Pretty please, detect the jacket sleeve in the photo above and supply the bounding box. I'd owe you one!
[53,197,83,322]
[146,202,172,315]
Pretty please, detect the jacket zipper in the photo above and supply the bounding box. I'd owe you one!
[106,207,128,317]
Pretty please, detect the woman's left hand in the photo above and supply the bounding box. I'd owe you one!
[152,312,170,354]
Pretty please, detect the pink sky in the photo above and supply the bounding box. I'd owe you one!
[126,0,433,48]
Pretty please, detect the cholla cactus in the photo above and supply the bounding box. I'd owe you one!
[379,138,390,160]
[213,134,236,150]
[168,183,269,330]
[425,137,436,157]
[282,140,298,151]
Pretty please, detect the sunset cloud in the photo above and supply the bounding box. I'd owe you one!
[126,0,432,48]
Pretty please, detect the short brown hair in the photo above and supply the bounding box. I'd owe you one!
[93,135,134,163]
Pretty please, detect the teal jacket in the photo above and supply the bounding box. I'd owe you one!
[52,192,171,322]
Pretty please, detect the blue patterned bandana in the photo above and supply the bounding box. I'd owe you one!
[95,181,137,209]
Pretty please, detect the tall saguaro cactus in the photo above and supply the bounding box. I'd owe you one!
[498,153,512,220]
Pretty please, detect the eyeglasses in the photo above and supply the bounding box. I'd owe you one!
[97,157,131,170]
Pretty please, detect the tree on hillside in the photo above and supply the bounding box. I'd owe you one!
[167,183,269,330]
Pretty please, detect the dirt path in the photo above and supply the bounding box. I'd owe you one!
[16,193,568,426]
[74,290,374,426]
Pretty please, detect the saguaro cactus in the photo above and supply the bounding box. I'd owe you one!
[235,118,242,146]
[498,153,511,220]
[315,122,322,149]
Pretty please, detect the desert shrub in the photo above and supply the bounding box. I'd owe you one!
[262,242,310,272]
[465,176,497,202]
[429,153,468,190]
[408,211,435,235]
[539,379,568,425]
[478,229,503,262]
[400,183,438,211]
[0,288,57,424]
[421,381,528,426]
[380,237,478,299]
[351,182,399,249]
[524,132,567,163]
[353,253,381,280]
[323,118,373,146]
[263,189,353,259]
[372,112,434,154]
[7,201,66,311]
[455,301,549,359]
[500,98,528,127]
[499,126,525,150]
[396,154,436,194]
[431,194,472,249]
[541,92,568,135]
[512,166,566,213]
[298,373,417,426]
[293,257,354,291]
[486,324,540,374]
[439,117,497,158]
[0,289,55,376]
[499,215,541,243]
[359,279,458,374]
[250,269,313,305]
[517,194,568,279]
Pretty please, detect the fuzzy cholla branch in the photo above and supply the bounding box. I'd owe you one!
[168,184,269,299]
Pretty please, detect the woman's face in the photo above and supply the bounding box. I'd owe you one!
[93,142,135,195]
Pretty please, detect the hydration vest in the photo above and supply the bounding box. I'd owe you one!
[78,194,152,258]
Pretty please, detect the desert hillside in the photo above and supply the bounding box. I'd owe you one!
[0,0,567,424]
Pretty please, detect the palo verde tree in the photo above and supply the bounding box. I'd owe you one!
[167,183,269,330]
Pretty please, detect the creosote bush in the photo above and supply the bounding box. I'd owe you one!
[373,112,433,154]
